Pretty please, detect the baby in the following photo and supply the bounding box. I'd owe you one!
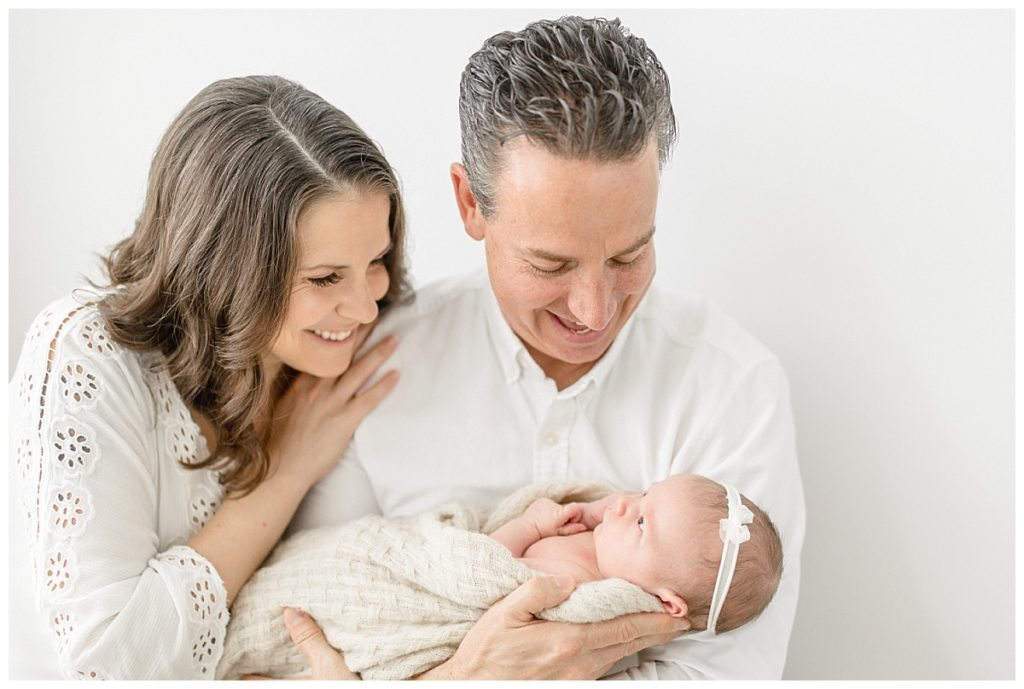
[490,474,783,634]
[218,475,782,679]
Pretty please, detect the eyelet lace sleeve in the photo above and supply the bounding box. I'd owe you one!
[10,299,229,679]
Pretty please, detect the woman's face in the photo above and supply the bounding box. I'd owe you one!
[266,191,393,379]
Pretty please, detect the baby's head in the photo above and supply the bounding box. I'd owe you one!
[592,473,782,634]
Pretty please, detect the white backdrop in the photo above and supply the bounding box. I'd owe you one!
[7,9,1014,680]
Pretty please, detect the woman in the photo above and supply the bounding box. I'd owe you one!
[8,75,410,679]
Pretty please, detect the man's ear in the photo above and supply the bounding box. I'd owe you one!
[652,588,688,618]
[450,163,486,241]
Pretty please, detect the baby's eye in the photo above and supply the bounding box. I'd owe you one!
[637,516,645,532]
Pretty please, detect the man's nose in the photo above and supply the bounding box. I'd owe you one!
[566,271,615,331]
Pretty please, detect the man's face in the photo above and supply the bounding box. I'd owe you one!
[459,139,660,386]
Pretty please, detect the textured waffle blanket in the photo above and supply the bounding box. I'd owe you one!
[216,481,662,679]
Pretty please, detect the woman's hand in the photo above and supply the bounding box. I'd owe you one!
[415,576,690,680]
[241,608,359,680]
[283,608,359,680]
[267,336,399,492]
[190,335,397,606]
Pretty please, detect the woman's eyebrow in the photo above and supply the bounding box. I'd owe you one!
[301,263,346,272]
[300,240,393,272]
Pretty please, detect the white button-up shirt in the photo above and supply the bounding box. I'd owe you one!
[293,269,805,680]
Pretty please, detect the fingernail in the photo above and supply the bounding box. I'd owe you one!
[675,620,690,631]
[554,575,574,590]
[283,607,305,626]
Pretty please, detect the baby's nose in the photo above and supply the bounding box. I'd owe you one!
[612,494,630,517]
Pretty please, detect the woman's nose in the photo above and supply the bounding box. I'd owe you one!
[338,278,380,324]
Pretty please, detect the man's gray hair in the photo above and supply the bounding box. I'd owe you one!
[459,16,677,217]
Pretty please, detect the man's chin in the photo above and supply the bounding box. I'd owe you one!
[536,338,613,368]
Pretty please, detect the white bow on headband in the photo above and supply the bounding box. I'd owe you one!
[706,483,753,635]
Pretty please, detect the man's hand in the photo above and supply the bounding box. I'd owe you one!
[415,575,689,680]
[521,497,587,539]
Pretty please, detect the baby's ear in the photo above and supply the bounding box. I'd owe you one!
[652,587,688,618]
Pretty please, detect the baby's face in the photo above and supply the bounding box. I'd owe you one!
[592,475,709,603]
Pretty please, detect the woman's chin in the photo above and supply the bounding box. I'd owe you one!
[293,354,356,379]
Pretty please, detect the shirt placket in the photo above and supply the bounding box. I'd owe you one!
[533,395,576,482]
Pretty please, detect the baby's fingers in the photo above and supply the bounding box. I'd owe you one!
[557,522,588,536]
[562,503,584,523]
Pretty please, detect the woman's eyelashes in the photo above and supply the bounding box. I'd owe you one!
[309,273,342,288]
[308,257,387,288]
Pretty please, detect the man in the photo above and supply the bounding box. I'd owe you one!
[292,16,805,679]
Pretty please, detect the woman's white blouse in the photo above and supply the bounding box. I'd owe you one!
[9,295,229,679]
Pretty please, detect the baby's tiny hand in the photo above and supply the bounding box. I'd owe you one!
[556,503,587,536]
[580,493,620,530]
[523,498,586,539]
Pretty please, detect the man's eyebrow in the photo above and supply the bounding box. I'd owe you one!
[525,227,656,263]
[616,228,656,256]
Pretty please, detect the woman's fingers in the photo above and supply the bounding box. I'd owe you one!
[347,369,399,420]
[283,608,359,680]
[333,336,398,399]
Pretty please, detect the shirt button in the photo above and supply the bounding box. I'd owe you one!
[544,433,559,446]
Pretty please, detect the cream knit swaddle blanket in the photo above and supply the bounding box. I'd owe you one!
[216,481,663,679]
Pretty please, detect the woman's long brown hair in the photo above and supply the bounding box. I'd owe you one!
[97,75,410,495]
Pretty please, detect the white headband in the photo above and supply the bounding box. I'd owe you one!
[706,483,754,635]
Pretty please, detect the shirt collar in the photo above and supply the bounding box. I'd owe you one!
[480,271,639,400]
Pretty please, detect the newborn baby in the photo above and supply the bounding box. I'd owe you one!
[218,475,781,679]
[491,474,783,633]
